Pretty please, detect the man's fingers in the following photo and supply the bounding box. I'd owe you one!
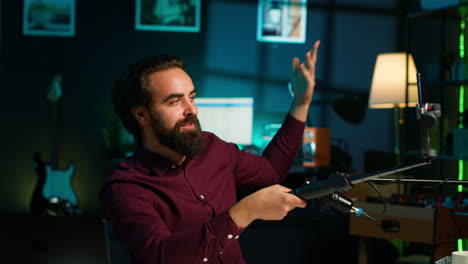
[305,40,320,71]
[287,193,307,208]
[299,63,311,79]
[309,40,320,66]
[273,184,292,193]
[296,199,307,208]
[292,57,300,72]
[305,52,315,72]
[293,40,320,74]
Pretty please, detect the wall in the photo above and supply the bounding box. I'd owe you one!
[0,0,402,217]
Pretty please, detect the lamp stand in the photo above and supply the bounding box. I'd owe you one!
[394,105,405,195]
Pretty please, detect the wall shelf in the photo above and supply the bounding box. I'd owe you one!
[408,3,468,19]
[409,80,468,87]
[405,151,468,161]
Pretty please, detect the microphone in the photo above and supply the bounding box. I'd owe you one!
[317,193,371,220]
[417,103,441,158]
[416,73,441,158]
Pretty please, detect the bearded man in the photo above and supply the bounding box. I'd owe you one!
[101,40,320,264]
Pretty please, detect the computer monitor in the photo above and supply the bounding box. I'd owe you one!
[195,97,254,145]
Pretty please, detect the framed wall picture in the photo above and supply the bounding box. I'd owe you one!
[23,0,75,37]
[135,0,201,32]
[257,0,307,43]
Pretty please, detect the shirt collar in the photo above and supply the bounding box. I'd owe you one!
[133,145,194,176]
[133,145,172,176]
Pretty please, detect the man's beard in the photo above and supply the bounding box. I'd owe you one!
[150,113,205,158]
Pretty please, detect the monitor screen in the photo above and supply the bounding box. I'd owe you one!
[195,98,254,145]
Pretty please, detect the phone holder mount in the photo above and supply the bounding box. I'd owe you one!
[417,102,441,159]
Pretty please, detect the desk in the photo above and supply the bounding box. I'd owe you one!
[349,202,468,263]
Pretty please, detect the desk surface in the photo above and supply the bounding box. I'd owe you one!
[349,202,468,262]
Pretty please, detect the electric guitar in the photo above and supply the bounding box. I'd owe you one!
[30,74,79,216]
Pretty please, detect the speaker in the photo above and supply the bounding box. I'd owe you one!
[302,127,330,167]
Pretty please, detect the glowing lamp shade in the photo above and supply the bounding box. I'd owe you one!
[369,53,418,109]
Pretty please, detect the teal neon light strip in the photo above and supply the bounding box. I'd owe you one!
[460,86,465,129]
[461,20,466,59]
[459,160,464,193]
[456,15,467,253]
[458,18,465,199]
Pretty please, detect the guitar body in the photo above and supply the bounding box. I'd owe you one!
[43,162,78,206]
[31,152,80,215]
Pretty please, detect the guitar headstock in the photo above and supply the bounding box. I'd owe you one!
[46,74,63,103]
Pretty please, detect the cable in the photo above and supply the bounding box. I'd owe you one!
[360,181,386,221]
[369,176,468,188]
[368,176,410,185]
[421,177,456,189]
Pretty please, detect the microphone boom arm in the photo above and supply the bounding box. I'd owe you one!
[348,158,433,185]
[290,158,434,201]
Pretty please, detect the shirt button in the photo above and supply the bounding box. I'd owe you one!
[203,257,208,262]
[171,165,176,169]
[235,235,239,239]
[220,251,223,255]
[227,234,233,239]
[200,195,205,199]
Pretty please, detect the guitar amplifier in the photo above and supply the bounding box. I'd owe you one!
[302,127,330,167]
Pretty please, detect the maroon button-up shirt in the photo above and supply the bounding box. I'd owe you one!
[100,114,305,264]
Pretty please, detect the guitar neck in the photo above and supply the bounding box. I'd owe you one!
[51,99,64,169]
